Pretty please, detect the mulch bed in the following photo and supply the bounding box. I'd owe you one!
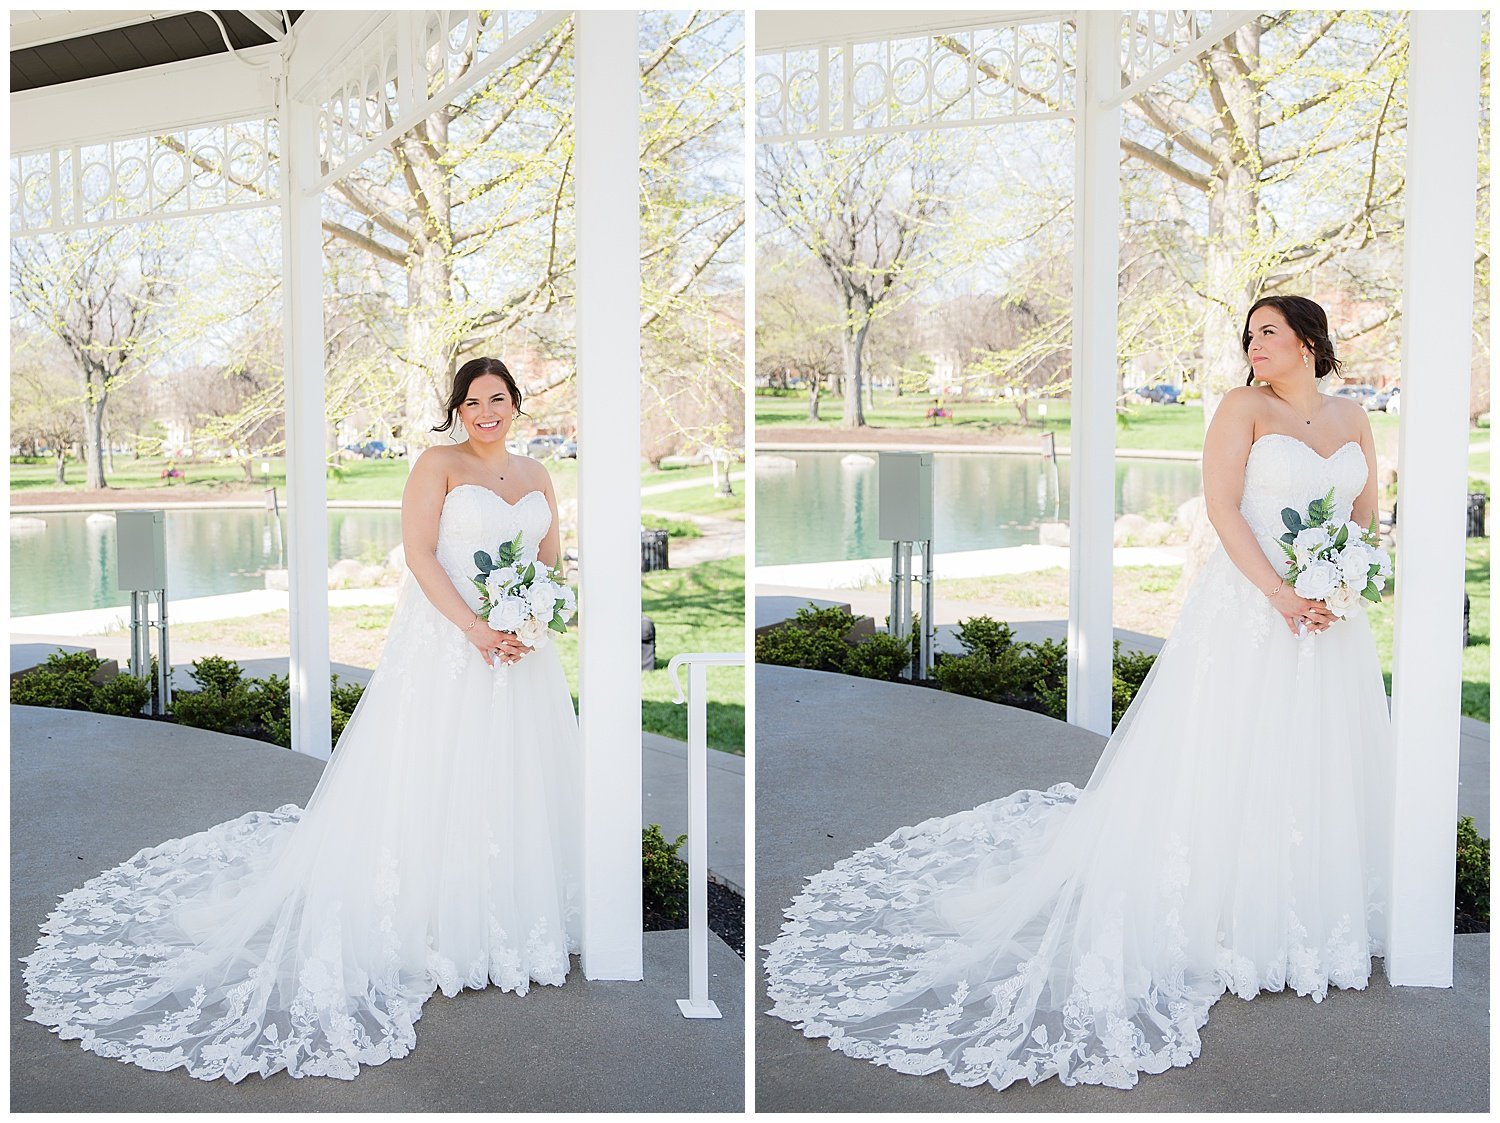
[644,878,745,959]
[1455,909,1489,934]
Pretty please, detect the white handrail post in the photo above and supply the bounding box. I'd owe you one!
[679,659,718,1018]
[668,651,743,1019]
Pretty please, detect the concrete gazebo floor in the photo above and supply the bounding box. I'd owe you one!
[12,706,744,1112]
[754,664,1489,1113]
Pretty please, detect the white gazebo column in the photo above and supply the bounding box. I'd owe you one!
[1066,11,1121,735]
[1386,10,1483,988]
[277,56,333,760]
[575,9,644,982]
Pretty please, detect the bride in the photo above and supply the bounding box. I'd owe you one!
[763,295,1396,1090]
[23,357,583,1081]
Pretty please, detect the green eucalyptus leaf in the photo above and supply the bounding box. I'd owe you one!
[473,550,494,573]
[1281,509,1304,534]
[1362,580,1382,603]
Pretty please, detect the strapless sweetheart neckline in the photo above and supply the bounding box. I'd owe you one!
[1249,432,1361,461]
[444,484,546,507]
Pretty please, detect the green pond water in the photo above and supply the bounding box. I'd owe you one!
[754,451,1203,566]
[10,507,404,617]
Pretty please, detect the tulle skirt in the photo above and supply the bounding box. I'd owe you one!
[22,573,583,1081]
[763,545,1395,1090]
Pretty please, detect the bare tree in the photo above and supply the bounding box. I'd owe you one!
[757,132,958,428]
[10,335,82,484]
[11,224,171,489]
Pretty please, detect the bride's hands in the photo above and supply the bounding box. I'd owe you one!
[1268,586,1337,636]
[465,623,532,666]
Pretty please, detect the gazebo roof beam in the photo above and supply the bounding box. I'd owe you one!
[1109,10,1261,110]
[240,10,290,43]
[11,42,280,154]
[9,10,188,51]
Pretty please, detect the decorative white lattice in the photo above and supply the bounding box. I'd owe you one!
[11,118,278,235]
[1116,10,1259,105]
[755,16,1075,143]
[311,9,551,183]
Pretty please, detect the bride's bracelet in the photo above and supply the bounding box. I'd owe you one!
[1262,579,1285,599]
[461,612,480,632]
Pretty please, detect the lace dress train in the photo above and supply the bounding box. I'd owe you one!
[763,434,1396,1090]
[22,487,582,1081]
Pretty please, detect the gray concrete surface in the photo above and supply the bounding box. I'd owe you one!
[12,642,748,887]
[12,706,744,1112]
[755,664,1489,1113]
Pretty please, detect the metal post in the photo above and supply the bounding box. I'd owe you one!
[919,538,935,679]
[668,651,742,1019]
[156,588,172,708]
[678,660,719,1018]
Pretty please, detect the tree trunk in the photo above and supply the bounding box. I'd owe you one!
[399,118,457,457]
[1016,396,1030,426]
[807,374,821,421]
[54,448,66,485]
[83,390,108,490]
[840,318,870,430]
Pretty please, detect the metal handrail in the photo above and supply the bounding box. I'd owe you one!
[666,651,744,1019]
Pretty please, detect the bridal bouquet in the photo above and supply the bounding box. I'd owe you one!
[1276,488,1392,617]
[470,532,576,649]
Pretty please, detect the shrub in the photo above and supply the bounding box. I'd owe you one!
[843,633,915,682]
[249,674,292,748]
[11,651,103,711]
[91,673,151,717]
[171,683,254,735]
[330,674,366,746]
[641,514,702,539]
[643,824,688,921]
[189,655,244,695]
[754,606,863,672]
[1457,817,1490,924]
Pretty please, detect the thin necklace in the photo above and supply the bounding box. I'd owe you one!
[466,430,510,481]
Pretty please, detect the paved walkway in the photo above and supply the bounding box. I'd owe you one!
[11,705,744,1112]
[11,641,746,892]
[755,664,1489,1112]
[754,544,1184,591]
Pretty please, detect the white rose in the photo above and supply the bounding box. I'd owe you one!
[484,570,514,601]
[1370,546,1392,577]
[487,595,527,632]
[516,615,548,647]
[1333,544,1371,588]
[1292,526,1331,566]
[1325,583,1361,617]
[559,585,576,614]
[1293,558,1340,600]
[525,580,560,617]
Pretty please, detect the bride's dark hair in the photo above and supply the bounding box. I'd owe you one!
[432,357,526,434]
[1241,295,1344,386]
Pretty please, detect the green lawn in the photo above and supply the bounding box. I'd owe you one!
[11,454,741,511]
[163,556,747,753]
[937,539,1489,722]
[553,556,745,753]
[756,390,1484,457]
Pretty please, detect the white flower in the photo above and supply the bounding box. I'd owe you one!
[484,569,516,600]
[1370,546,1392,576]
[1292,526,1331,566]
[1325,583,1361,617]
[525,580,560,617]
[559,585,576,614]
[1333,544,1371,588]
[516,615,548,647]
[487,595,527,632]
[1293,559,1340,600]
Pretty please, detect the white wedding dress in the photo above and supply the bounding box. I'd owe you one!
[763,433,1396,1091]
[23,485,582,1081]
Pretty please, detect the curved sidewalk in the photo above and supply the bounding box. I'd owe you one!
[12,706,744,1112]
[754,664,1489,1113]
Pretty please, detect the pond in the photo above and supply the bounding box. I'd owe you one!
[10,507,404,617]
[754,450,1203,566]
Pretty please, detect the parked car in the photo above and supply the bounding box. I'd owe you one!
[1331,385,1378,409]
[557,439,577,458]
[1134,384,1181,405]
[1371,386,1401,414]
[526,435,567,459]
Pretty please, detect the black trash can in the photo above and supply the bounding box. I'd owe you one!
[1467,492,1487,538]
[642,528,669,572]
[641,614,656,671]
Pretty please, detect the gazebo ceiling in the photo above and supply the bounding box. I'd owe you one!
[10,9,302,93]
